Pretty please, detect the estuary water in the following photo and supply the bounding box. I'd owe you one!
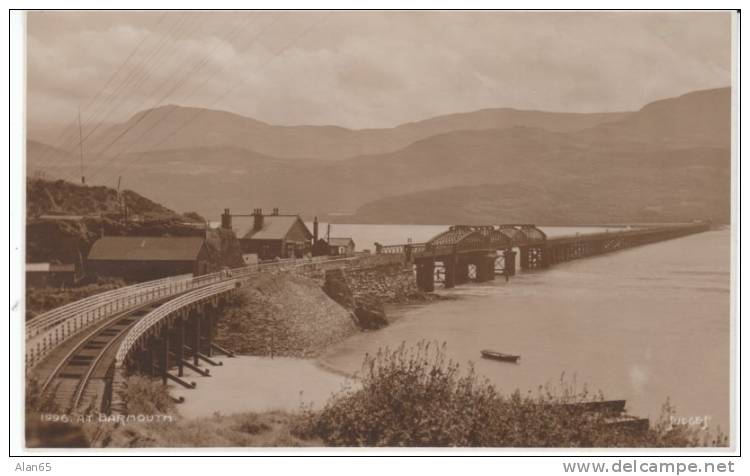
[318,226,732,433]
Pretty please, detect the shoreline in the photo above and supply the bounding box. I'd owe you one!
[170,290,456,419]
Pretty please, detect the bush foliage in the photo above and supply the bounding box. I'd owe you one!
[122,376,176,416]
[296,342,726,447]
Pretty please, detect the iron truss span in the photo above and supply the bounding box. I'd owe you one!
[375,222,711,292]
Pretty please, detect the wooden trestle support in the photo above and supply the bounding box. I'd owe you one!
[125,298,234,394]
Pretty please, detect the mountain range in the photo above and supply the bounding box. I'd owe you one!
[27,87,731,225]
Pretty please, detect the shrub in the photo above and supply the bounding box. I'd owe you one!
[25,373,59,414]
[297,341,725,447]
[122,376,176,416]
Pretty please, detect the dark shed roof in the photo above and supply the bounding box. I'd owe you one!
[88,236,205,262]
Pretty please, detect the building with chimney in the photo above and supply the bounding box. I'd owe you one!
[221,208,313,260]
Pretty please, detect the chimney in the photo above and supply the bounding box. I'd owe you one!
[221,208,232,229]
[272,207,279,216]
[253,208,264,231]
[313,216,319,242]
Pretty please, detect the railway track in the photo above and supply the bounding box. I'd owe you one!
[41,299,167,414]
[30,256,365,415]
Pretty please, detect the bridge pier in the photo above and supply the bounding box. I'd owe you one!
[475,254,496,282]
[520,246,548,269]
[415,258,435,292]
[519,247,529,270]
[443,258,455,289]
[455,261,470,285]
[504,249,517,276]
[541,245,551,269]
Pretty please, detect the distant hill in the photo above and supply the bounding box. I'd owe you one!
[25,87,732,225]
[579,87,731,148]
[35,104,628,161]
[347,166,730,224]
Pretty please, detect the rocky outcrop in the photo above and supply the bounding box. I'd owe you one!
[322,269,355,309]
[323,269,387,329]
[353,296,388,330]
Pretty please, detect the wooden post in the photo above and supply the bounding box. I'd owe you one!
[160,328,170,385]
[147,338,156,376]
[177,317,185,377]
[206,306,215,358]
[193,309,201,366]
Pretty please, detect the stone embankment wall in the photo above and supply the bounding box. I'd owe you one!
[292,253,405,284]
[323,260,424,329]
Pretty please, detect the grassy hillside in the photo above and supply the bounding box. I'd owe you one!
[26,178,181,219]
[348,174,730,225]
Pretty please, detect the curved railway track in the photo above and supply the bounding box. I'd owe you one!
[41,299,170,413]
[36,256,365,413]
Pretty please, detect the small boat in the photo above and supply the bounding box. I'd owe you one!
[480,350,520,363]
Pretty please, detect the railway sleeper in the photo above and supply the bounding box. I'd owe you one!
[83,342,107,350]
[68,355,95,365]
[57,372,85,378]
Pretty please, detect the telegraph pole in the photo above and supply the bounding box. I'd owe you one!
[78,107,85,184]
[116,175,123,215]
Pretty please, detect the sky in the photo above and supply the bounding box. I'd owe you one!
[26,10,733,133]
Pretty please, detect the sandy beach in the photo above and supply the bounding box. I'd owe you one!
[170,355,354,419]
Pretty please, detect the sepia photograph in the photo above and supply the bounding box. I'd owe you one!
[7,5,741,464]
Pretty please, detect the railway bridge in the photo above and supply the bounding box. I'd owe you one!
[376,221,712,292]
[26,256,366,414]
[26,221,711,415]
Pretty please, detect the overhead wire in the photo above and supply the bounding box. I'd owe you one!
[97,14,327,187]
